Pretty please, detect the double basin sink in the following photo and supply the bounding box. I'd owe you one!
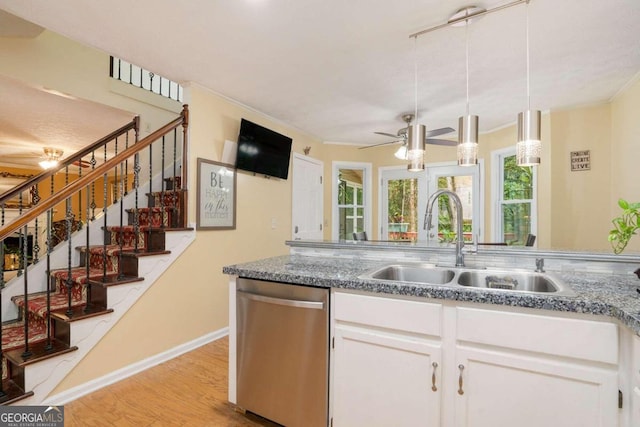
[360,263,575,296]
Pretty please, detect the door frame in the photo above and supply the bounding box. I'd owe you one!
[425,160,484,244]
[332,161,372,240]
[378,166,428,242]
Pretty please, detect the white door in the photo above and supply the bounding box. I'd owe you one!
[454,346,618,427]
[426,162,483,244]
[332,325,442,427]
[292,154,323,240]
[380,167,427,242]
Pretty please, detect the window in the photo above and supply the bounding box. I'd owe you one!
[332,162,372,240]
[493,148,537,245]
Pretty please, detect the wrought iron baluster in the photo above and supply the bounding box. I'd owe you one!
[17,194,24,276]
[1,204,5,289]
[21,225,32,359]
[45,208,53,350]
[118,154,125,279]
[90,151,97,220]
[84,186,92,314]
[102,143,108,282]
[114,136,119,203]
[65,196,73,317]
[78,161,83,230]
[32,185,40,263]
[161,135,166,228]
[134,153,141,253]
[149,72,155,94]
[172,129,178,226]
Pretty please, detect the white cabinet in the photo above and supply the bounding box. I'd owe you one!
[332,292,443,427]
[333,326,441,426]
[455,346,617,427]
[630,334,640,426]
[332,291,620,427]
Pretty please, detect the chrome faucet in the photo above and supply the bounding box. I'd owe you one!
[425,189,465,267]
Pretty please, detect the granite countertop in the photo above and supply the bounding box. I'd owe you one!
[223,254,640,334]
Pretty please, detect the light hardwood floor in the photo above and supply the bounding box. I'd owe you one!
[64,336,279,426]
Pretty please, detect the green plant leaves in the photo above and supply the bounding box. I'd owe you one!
[609,198,640,254]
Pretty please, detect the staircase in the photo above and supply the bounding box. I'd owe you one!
[0,106,193,404]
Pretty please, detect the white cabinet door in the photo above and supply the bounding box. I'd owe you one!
[454,346,619,427]
[332,325,442,427]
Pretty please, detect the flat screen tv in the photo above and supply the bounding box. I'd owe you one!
[235,119,293,180]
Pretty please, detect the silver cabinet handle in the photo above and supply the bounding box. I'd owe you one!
[237,290,325,310]
[458,364,465,395]
[431,362,438,392]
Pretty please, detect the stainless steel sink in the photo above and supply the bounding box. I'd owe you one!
[362,264,455,285]
[360,264,575,296]
[457,270,567,293]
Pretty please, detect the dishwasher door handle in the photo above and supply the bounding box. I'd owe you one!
[237,290,325,310]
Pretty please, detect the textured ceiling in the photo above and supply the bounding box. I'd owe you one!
[0,0,639,149]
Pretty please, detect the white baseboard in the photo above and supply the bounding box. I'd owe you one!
[43,327,229,406]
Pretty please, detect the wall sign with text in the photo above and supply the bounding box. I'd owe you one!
[196,158,236,230]
[570,150,591,171]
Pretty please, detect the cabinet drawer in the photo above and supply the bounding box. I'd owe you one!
[334,291,441,336]
[456,307,617,364]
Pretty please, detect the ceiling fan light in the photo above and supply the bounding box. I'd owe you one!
[394,145,408,160]
[39,159,59,169]
[457,115,478,166]
[516,110,541,166]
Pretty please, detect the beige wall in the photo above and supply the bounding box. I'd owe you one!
[548,104,612,250]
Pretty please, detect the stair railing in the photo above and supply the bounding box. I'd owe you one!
[0,105,188,398]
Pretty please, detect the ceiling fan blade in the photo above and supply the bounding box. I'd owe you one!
[359,139,403,149]
[374,131,400,139]
[425,138,457,147]
[72,160,91,168]
[425,127,455,138]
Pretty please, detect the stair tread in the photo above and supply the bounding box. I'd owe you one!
[1,320,47,352]
[12,291,86,320]
[50,306,114,323]
[4,338,78,368]
[0,380,34,405]
[87,275,144,286]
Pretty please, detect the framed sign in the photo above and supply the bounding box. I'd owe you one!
[196,158,236,230]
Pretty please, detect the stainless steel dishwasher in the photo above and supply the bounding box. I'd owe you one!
[236,278,329,427]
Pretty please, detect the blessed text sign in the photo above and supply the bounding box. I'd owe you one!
[197,159,236,229]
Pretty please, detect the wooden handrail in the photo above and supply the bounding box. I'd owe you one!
[0,117,139,206]
[0,106,188,242]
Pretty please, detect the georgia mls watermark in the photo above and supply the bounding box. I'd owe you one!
[0,406,64,427]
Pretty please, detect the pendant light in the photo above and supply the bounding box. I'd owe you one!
[457,7,479,167]
[516,0,541,166]
[407,36,425,172]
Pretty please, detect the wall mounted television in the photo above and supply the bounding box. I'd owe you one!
[235,118,293,180]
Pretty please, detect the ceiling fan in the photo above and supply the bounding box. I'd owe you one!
[360,114,457,154]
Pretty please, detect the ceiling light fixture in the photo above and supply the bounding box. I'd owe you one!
[394,144,408,160]
[457,7,479,167]
[407,36,425,172]
[39,147,63,170]
[516,0,541,166]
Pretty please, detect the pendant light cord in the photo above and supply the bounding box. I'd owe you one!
[414,36,418,121]
[526,1,531,110]
[465,10,470,116]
